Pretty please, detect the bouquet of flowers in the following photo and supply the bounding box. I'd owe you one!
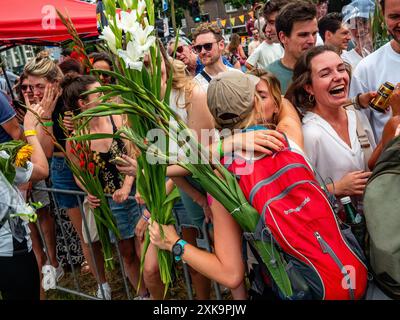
[71,0,293,297]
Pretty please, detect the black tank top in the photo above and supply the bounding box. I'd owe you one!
[92,116,126,194]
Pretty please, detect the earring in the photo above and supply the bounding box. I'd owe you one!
[308,94,315,103]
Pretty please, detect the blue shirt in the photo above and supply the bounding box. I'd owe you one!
[195,56,233,75]
[0,92,16,143]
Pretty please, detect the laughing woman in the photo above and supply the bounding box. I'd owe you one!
[286,45,376,214]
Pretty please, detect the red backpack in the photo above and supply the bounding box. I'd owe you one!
[223,137,368,300]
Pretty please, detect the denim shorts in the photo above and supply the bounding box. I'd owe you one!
[178,176,206,229]
[50,157,82,210]
[173,199,193,227]
[108,190,141,243]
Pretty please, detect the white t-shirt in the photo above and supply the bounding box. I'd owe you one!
[246,41,284,71]
[316,33,324,46]
[341,49,363,71]
[350,41,400,141]
[302,109,376,184]
[248,40,260,56]
[193,65,241,92]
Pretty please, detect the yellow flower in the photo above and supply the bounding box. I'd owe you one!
[15,144,33,167]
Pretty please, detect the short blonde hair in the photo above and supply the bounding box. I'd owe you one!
[24,51,63,83]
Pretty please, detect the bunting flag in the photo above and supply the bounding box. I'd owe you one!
[248,11,254,19]
[221,19,226,27]
[230,17,236,27]
[238,15,245,23]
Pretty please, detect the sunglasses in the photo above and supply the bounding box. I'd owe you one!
[193,42,216,54]
[21,84,33,92]
[176,46,184,54]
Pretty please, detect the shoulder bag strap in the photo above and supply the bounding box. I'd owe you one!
[346,105,373,170]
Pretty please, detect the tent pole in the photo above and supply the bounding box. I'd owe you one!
[0,54,17,101]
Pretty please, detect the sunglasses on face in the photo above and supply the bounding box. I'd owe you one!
[21,84,33,92]
[193,42,216,54]
[176,46,184,54]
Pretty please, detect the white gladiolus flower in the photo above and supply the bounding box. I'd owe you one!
[118,41,144,71]
[118,10,139,34]
[99,26,118,54]
[124,0,133,9]
[133,24,156,53]
[137,0,147,16]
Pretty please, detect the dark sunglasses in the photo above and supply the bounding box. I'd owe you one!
[176,46,184,54]
[193,42,216,54]
[21,84,33,92]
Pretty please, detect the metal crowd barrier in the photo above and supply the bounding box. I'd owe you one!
[32,186,223,300]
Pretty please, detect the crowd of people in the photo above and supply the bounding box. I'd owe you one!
[1,0,400,301]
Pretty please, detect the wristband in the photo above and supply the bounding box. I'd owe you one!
[42,121,54,127]
[217,139,224,159]
[24,130,37,137]
[142,214,150,222]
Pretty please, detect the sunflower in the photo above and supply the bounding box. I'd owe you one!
[14,144,33,167]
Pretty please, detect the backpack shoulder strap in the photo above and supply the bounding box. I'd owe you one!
[346,105,373,170]
[200,70,212,83]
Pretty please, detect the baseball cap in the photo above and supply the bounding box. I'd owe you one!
[207,71,260,128]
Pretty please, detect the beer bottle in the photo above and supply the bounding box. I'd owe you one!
[340,197,362,224]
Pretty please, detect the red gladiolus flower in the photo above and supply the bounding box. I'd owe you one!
[80,153,85,161]
[76,143,82,151]
[80,160,85,168]
[88,162,95,175]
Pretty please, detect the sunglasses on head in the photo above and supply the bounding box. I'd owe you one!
[193,42,216,54]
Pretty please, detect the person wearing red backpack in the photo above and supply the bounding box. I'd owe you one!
[148,70,304,296]
[150,69,369,300]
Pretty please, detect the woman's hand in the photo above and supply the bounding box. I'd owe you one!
[148,219,180,252]
[23,101,45,130]
[112,187,130,203]
[116,154,138,177]
[87,193,101,209]
[335,171,372,196]
[135,209,150,242]
[223,129,286,156]
[134,191,146,206]
[358,91,377,108]
[63,112,75,132]
[39,83,61,118]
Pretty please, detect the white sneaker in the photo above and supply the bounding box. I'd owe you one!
[96,282,112,300]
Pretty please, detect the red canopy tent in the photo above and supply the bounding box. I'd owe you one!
[0,0,99,48]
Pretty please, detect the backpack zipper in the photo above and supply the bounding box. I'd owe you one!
[314,232,355,300]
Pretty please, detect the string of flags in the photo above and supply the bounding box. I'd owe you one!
[212,11,254,28]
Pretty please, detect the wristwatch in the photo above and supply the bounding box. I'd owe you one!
[172,239,188,262]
